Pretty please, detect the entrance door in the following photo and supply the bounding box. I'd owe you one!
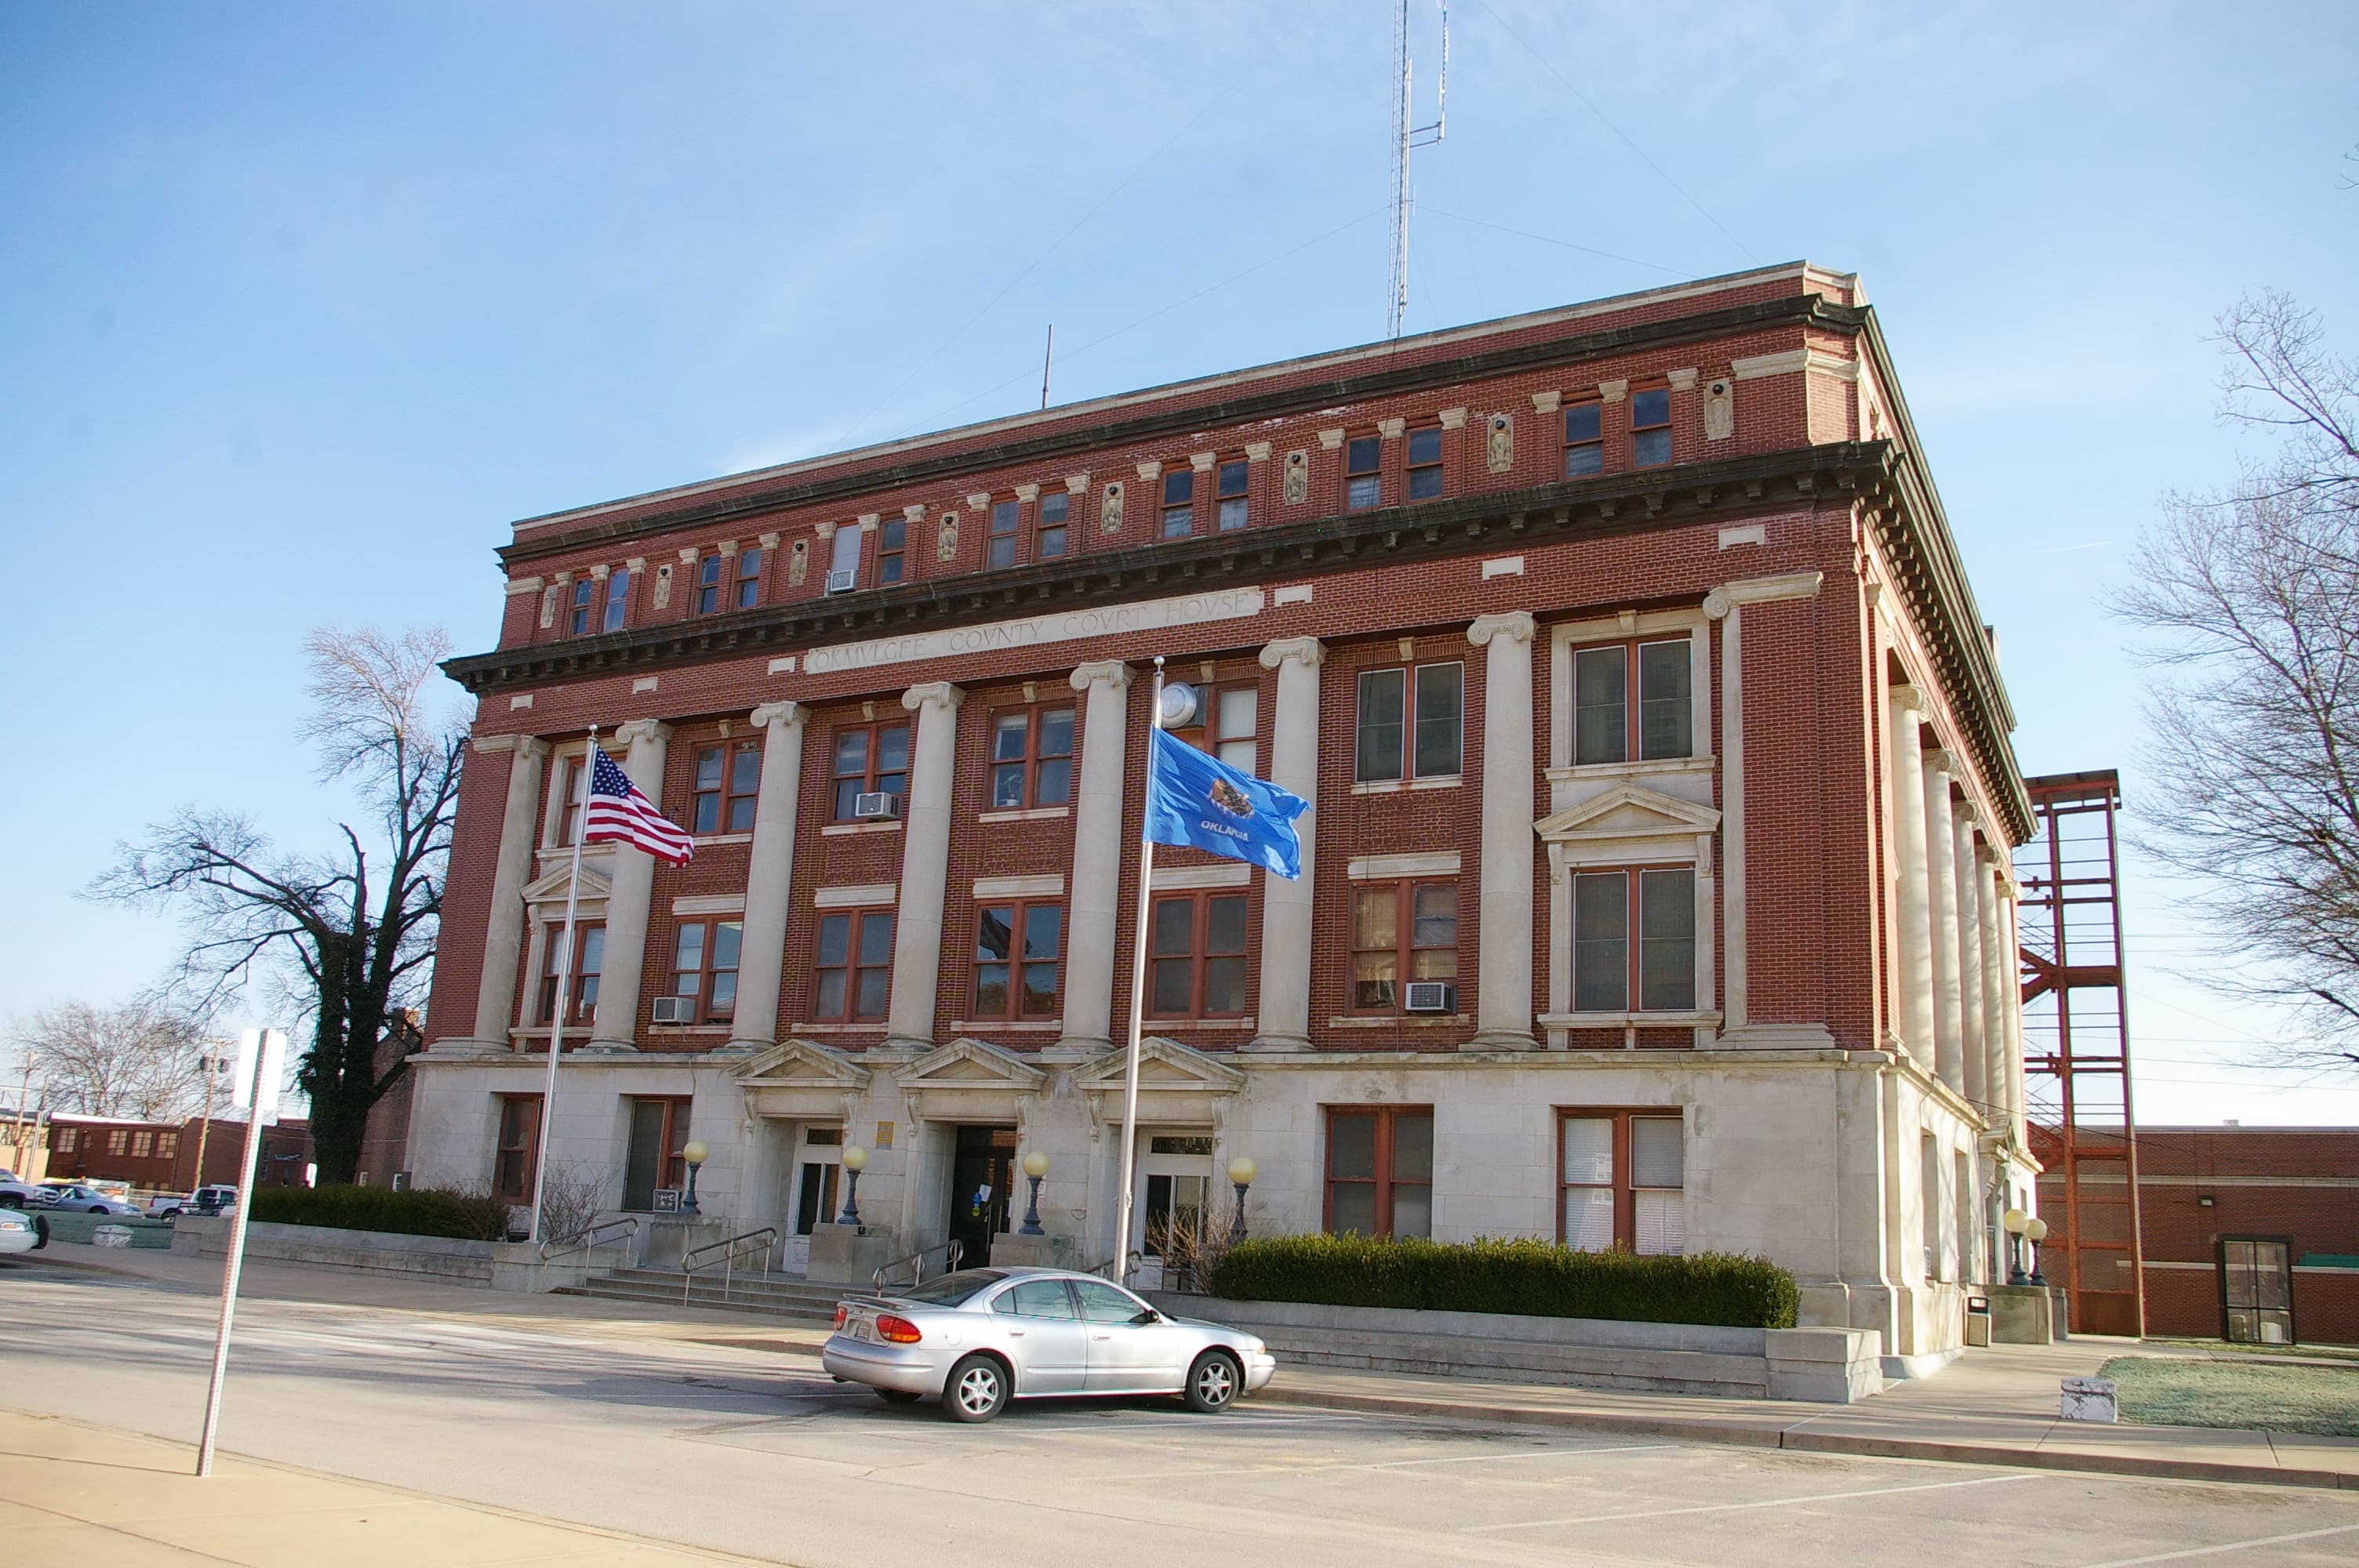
[947,1125,1016,1269]
[2220,1236,2295,1345]
[1134,1134,1216,1289]
[778,1125,842,1273]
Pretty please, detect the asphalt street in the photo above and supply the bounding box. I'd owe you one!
[4,1255,2356,1567]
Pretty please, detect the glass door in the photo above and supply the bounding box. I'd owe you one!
[1133,1134,1215,1290]
[2220,1237,2295,1345]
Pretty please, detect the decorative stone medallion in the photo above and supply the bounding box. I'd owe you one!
[788,538,809,586]
[1703,378,1735,441]
[1282,449,1308,505]
[652,562,674,608]
[936,510,959,562]
[1486,412,1514,474]
[1101,481,1125,535]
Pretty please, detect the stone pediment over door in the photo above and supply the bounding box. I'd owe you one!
[898,1036,1049,1123]
[521,859,612,912]
[1074,1036,1245,1128]
[1535,784,1721,876]
[735,1037,871,1121]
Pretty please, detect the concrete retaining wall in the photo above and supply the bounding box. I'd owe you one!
[168,1216,626,1293]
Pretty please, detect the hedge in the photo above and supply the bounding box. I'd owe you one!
[1207,1233,1798,1330]
[246,1185,513,1242]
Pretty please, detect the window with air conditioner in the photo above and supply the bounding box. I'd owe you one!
[827,524,863,592]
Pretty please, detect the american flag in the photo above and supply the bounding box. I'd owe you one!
[583,745,694,865]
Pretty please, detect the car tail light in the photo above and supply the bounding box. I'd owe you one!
[834,1304,848,1329]
[875,1314,922,1345]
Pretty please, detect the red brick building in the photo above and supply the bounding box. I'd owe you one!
[406,263,2037,1367]
[35,1112,313,1194]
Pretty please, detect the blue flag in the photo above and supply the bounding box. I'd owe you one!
[1142,726,1308,880]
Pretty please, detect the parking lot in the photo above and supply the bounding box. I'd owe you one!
[5,1255,2357,1567]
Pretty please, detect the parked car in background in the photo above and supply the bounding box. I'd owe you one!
[0,1207,45,1253]
[0,1171,38,1208]
[147,1186,238,1218]
[31,1184,139,1215]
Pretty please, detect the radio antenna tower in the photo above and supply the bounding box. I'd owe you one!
[1387,0,1448,340]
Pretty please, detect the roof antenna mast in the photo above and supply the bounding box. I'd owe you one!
[1388,0,1448,340]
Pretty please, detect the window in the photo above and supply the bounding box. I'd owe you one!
[54,1127,75,1154]
[1161,469,1194,538]
[1406,426,1444,500]
[1344,435,1382,510]
[1560,1111,1684,1254]
[1632,387,1672,468]
[1038,491,1070,558]
[972,902,1063,1019]
[107,1129,129,1156]
[493,1094,543,1203]
[567,578,596,636]
[691,742,761,834]
[1572,638,1693,764]
[1216,459,1249,530]
[1072,1277,1150,1323]
[623,1095,692,1210]
[994,1278,1081,1319]
[831,722,911,819]
[1325,1106,1432,1238]
[987,499,1021,568]
[831,524,868,587]
[1148,892,1249,1018]
[1570,869,1696,1013]
[734,547,763,609]
[874,517,903,584]
[815,909,894,1022]
[130,1130,154,1159]
[694,552,726,614]
[1173,683,1258,774]
[602,567,631,633]
[1354,662,1463,782]
[988,706,1074,809]
[1563,401,1603,477]
[1350,882,1458,1011]
[538,923,605,1025]
[157,1131,180,1160]
[668,920,742,1023]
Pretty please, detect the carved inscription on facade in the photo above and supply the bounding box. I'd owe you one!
[805,586,1267,675]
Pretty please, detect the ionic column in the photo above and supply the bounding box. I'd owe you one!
[883,681,965,1052]
[470,735,548,1050]
[588,718,672,1051]
[1467,612,1538,1050]
[727,701,809,1054]
[1976,851,2008,1130]
[1954,808,1989,1116]
[1922,750,1966,1094]
[1250,637,1325,1052]
[2002,887,2030,1147]
[1060,662,1133,1054]
[1887,686,1936,1070]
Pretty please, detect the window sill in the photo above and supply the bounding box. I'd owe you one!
[949,1020,1062,1033]
[1144,1017,1256,1030]
[795,1022,889,1035]
[1537,1011,1722,1029]
[690,832,754,847]
[822,820,904,837]
[1543,757,1713,782]
[1326,1014,1471,1028]
[647,1024,732,1035]
[978,805,1071,824]
[1350,775,1463,797]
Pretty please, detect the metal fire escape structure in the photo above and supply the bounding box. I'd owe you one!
[2015,769,2146,1338]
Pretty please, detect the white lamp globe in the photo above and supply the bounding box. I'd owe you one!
[841,1145,868,1173]
[1022,1150,1050,1179]
[682,1141,709,1167]
[1226,1155,1257,1186]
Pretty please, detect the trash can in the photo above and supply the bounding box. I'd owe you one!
[1965,1294,1992,1348]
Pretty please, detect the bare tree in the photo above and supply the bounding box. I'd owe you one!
[93,626,467,1181]
[7,999,215,1120]
[2116,294,2359,1070]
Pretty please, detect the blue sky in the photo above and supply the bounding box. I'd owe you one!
[3,2,2355,1123]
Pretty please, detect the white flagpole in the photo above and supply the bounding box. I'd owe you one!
[528,724,594,1245]
[1112,659,1165,1288]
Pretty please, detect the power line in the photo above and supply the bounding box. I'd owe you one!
[1422,206,1692,278]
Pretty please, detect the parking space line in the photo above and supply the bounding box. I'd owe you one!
[1364,1442,1677,1471]
[1463,1470,2042,1530]
[2084,1523,2359,1566]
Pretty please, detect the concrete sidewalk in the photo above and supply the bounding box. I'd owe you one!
[0,1410,772,1566]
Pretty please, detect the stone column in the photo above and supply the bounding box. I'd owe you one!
[884,681,965,1053]
[1976,851,2008,1130]
[2002,889,2030,1147]
[1251,637,1325,1052]
[1060,662,1133,1054]
[727,701,809,1054]
[1954,808,1989,1116]
[1922,750,1966,1094]
[1887,686,1936,1071]
[1467,612,1538,1049]
[469,735,548,1051]
[588,719,672,1051]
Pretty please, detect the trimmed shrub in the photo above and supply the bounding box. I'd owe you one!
[246,1185,512,1243]
[1208,1232,1798,1330]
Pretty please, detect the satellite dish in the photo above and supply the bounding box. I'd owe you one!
[1158,681,1199,728]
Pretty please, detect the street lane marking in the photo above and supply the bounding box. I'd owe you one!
[1365,1442,1677,1471]
[1464,1470,2041,1530]
[2085,1523,2359,1566]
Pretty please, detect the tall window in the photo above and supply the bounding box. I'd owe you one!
[874,517,904,584]
[987,499,1021,568]
[602,567,631,633]
[1350,882,1458,1011]
[972,902,1063,1019]
[1325,1106,1432,1238]
[1571,869,1696,1013]
[694,552,726,614]
[815,909,894,1021]
[1216,459,1249,530]
[539,923,605,1025]
[54,1128,76,1154]
[988,706,1074,809]
[669,920,742,1023]
[1406,426,1444,500]
[108,1129,129,1156]
[567,578,595,636]
[131,1130,154,1158]
[1561,1111,1684,1254]
[1572,639,1693,764]
[691,742,761,833]
[1631,387,1672,468]
[734,546,763,608]
[831,722,911,819]
[1354,662,1463,782]
[1038,491,1070,558]
[557,755,587,845]
[1344,435,1382,510]
[831,524,867,587]
[493,1094,543,1203]
[1148,892,1249,1018]
[1161,469,1195,539]
[1564,402,1603,476]
[1173,683,1257,774]
[158,1131,180,1160]
[623,1095,692,1210]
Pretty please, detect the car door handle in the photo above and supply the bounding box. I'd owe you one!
[1093,1333,1111,1341]
[1008,1328,1026,1336]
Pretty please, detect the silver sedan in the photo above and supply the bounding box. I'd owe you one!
[823,1266,1277,1422]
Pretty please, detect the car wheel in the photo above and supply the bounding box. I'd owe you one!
[0,1195,20,1209]
[89,1205,108,1214]
[941,1355,1010,1423]
[1183,1350,1242,1414]
[876,1388,921,1405]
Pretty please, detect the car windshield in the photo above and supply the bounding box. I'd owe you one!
[888,1269,1008,1306]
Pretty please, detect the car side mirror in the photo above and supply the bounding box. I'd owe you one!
[1131,1308,1163,1326]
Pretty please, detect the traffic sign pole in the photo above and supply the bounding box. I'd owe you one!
[194,1028,280,1478]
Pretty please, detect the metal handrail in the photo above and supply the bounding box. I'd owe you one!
[539,1214,640,1265]
[871,1237,962,1292]
[682,1225,779,1305]
[1081,1249,1144,1283]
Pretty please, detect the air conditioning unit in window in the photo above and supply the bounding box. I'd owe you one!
[852,792,902,821]
[1404,982,1456,1014]
[825,568,858,593]
[649,996,693,1025]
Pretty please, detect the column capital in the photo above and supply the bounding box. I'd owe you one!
[1924,747,1958,776]
[1068,660,1133,695]
[1702,588,1732,621]
[1258,635,1326,673]
[613,718,671,750]
[751,700,808,731]
[1889,681,1925,715]
[901,681,966,715]
[1467,611,1537,649]
[472,734,549,760]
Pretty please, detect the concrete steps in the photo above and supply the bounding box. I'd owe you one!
[554,1266,850,1321]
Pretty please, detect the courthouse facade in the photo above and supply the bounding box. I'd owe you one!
[410,263,2036,1365]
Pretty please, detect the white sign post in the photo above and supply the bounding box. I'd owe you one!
[194,1025,284,1478]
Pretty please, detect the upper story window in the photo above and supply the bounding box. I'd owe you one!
[1345,436,1382,510]
[668,920,742,1023]
[107,1129,129,1156]
[1216,459,1249,530]
[1350,880,1458,1012]
[987,499,1021,568]
[539,923,604,1025]
[875,517,905,585]
[972,901,1063,1020]
[1325,1106,1432,1238]
[734,547,763,608]
[1354,662,1463,783]
[1406,426,1444,500]
[1572,638,1692,764]
[691,741,761,834]
[831,721,911,820]
[1174,683,1258,775]
[602,568,631,633]
[1038,492,1070,558]
[1572,867,1696,1013]
[1564,402,1603,477]
[567,579,596,636]
[557,755,587,845]
[1562,1111,1685,1254]
[1632,387,1672,468]
[131,1129,154,1159]
[1149,891,1249,1018]
[1161,470,1195,539]
[814,909,894,1022]
[989,706,1074,809]
[158,1131,179,1160]
[693,553,726,614]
